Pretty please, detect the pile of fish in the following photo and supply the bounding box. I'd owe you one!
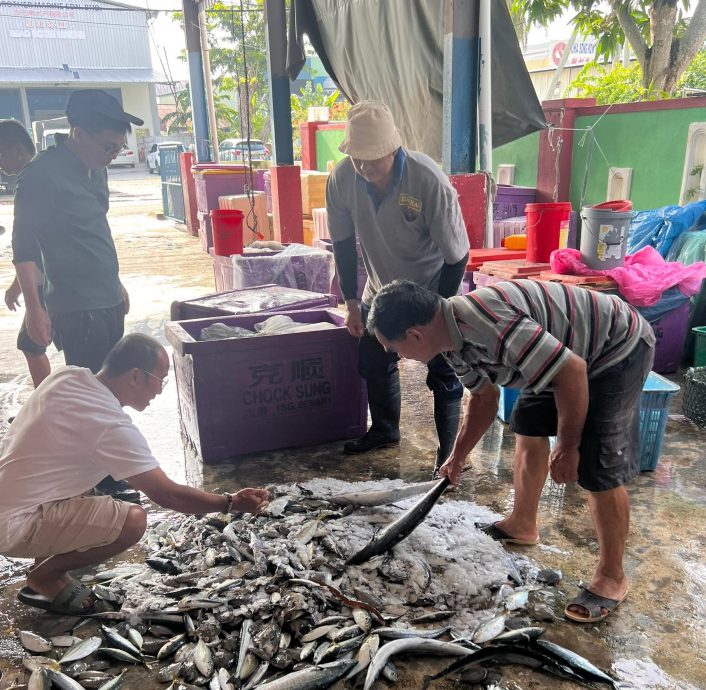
[13,480,619,689]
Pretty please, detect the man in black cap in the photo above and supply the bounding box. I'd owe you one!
[12,89,144,375]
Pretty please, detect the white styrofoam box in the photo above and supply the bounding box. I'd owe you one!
[313,207,329,241]
[219,192,278,243]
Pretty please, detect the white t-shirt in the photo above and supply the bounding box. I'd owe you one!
[0,367,159,550]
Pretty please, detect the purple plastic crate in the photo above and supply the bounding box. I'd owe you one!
[210,248,234,292]
[314,238,367,302]
[493,185,536,220]
[462,270,475,294]
[170,284,336,321]
[233,248,334,295]
[165,308,367,462]
[252,168,266,192]
[193,169,247,215]
[650,301,692,374]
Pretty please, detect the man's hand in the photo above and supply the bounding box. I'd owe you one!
[439,455,466,487]
[549,444,580,484]
[4,279,21,311]
[120,283,130,315]
[231,487,271,515]
[345,300,365,338]
[26,307,52,347]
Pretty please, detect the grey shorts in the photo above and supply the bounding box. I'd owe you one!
[509,339,654,492]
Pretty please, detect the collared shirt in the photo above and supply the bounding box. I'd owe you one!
[443,280,655,394]
[12,142,122,314]
[326,148,470,305]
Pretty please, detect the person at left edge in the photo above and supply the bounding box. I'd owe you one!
[0,333,270,617]
[12,89,138,375]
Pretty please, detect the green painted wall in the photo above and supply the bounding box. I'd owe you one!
[315,128,346,172]
[570,107,706,211]
[493,131,540,188]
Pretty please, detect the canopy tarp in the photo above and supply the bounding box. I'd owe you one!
[287,0,547,162]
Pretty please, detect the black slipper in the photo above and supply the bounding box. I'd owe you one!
[17,580,109,616]
[475,521,539,546]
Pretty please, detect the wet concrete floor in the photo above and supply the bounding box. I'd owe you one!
[0,170,704,689]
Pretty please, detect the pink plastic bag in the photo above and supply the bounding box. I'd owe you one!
[550,246,706,306]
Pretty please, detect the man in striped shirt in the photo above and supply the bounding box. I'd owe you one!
[368,279,655,624]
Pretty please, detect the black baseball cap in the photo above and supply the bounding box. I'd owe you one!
[66,89,144,127]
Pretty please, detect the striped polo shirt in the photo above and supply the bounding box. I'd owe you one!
[443,280,655,394]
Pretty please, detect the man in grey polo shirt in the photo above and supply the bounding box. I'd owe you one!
[326,101,470,476]
[12,89,141,375]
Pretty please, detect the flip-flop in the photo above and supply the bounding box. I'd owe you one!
[564,585,628,623]
[475,521,539,546]
[17,579,110,616]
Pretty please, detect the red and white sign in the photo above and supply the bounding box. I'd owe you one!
[551,39,598,67]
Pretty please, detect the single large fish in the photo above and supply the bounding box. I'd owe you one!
[363,638,475,690]
[346,478,450,565]
[328,481,440,507]
[255,658,356,690]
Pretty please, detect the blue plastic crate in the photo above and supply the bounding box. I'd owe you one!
[497,385,521,423]
[639,371,680,471]
[497,373,678,472]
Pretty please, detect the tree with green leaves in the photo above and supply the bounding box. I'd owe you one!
[512,1,706,94]
[161,89,239,135]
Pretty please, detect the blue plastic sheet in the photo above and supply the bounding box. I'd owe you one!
[627,200,706,258]
[636,287,690,322]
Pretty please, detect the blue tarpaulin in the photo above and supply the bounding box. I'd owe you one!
[627,200,706,258]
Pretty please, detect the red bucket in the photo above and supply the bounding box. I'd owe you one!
[524,202,572,263]
[211,209,244,257]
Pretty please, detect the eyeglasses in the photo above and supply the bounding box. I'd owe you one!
[88,131,126,157]
[140,369,169,391]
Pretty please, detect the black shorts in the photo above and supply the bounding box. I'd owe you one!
[16,289,49,356]
[509,339,654,492]
[51,302,125,374]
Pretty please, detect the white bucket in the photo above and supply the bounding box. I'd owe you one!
[579,207,633,270]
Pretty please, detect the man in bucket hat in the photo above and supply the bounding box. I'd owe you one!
[326,100,470,477]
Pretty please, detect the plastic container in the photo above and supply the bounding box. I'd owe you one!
[197,211,212,252]
[524,202,572,263]
[233,245,335,295]
[211,209,244,257]
[682,366,706,427]
[503,234,527,250]
[192,164,248,215]
[473,271,504,288]
[494,185,536,220]
[497,385,521,422]
[314,238,367,302]
[649,301,692,374]
[165,308,367,462]
[170,284,337,321]
[639,371,680,471]
[693,326,706,367]
[580,203,633,270]
[493,216,526,248]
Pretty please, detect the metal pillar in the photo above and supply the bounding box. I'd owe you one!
[182,0,211,162]
[264,0,294,165]
[198,1,220,162]
[442,0,480,175]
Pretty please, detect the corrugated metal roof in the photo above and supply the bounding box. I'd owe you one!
[0,67,165,83]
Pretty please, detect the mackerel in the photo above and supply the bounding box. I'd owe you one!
[255,659,356,690]
[346,478,450,565]
[375,626,451,640]
[364,638,476,690]
[535,639,619,688]
[328,481,440,507]
[59,636,102,664]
